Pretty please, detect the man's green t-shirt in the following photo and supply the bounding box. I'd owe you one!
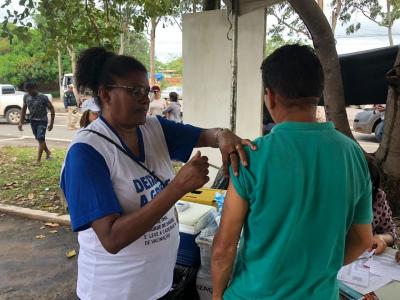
[225,122,372,300]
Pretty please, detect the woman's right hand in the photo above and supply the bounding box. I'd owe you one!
[170,151,209,197]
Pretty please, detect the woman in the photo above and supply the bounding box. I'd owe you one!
[148,85,166,116]
[79,97,101,128]
[162,91,182,123]
[367,157,397,254]
[61,47,255,300]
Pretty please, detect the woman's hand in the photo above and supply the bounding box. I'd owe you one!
[216,129,257,177]
[369,235,388,255]
[170,151,209,196]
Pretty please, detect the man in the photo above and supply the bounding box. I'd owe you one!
[162,92,182,123]
[18,81,55,163]
[212,44,373,300]
[64,84,79,129]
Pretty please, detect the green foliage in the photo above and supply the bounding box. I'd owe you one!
[267,3,311,41]
[124,32,151,68]
[0,27,65,87]
[337,0,400,34]
[160,56,183,75]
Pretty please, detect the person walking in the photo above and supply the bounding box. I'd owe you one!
[64,84,79,130]
[18,81,55,163]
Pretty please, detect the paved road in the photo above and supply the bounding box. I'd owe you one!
[0,108,380,153]
[0,114,75,148]
[0,213,78,300]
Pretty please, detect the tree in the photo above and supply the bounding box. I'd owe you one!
[267,3,311,41]
[0,26,66,88]
[140,0,181,86]
[375,51,400,214]
[338,0,400,46]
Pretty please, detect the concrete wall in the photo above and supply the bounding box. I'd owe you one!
[183,9,266,184]
[236,8,266,139]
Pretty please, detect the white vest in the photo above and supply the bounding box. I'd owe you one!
[69,117,179,300]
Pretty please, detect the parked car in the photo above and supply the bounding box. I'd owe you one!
[161,86,183,100]
[353,108,384,142]
[0,84,53,125]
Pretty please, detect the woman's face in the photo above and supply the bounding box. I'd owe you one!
[101,71,150,128]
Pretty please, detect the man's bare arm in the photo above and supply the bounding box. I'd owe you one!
[212,181,248,300]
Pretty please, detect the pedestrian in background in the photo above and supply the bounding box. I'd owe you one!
[80,97,101,128]
[148,85,166,116]
[64,84,79,130]
[162,92,182,123]
[18,81,55,163]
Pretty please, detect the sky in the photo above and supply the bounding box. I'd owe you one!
[1,0,400,62]
[156,1,400,61]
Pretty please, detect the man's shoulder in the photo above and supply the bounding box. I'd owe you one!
[37,93,49,100]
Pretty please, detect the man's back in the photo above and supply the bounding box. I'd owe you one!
[225,121,372,300]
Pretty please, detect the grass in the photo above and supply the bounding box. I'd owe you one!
[0,146,67,214]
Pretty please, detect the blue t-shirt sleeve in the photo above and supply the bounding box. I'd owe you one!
[60,143,122,232]
[156,115,202,162]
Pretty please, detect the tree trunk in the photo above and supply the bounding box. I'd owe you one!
[317,0,324,10]
[388,25,394,46]
[67,45,77,76]
[289,0,354,138]
[331,0,342,34]
[387,0,394,46]
[193,0,197,13]
[119,20,129,55]
[149,17,157,86]
[375,48,400,215]
[66,45,79,100]
[57,46,64,99]
[119,32,125,55]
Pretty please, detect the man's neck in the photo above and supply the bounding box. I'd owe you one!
[276,107,317,123]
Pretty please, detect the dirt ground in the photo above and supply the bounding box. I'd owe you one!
[0,214,78,300]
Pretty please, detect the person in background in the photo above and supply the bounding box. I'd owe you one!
[64,84,79,130]
[366,156,397,254]
[18,81,55,163]
[80,97,101,128]
[373,104,385,142]
[61,47,255,300]
[162,92,182,123]
[148,85,166,116]
[212,44,373,300]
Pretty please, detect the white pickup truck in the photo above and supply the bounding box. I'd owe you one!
[0,84,53,125]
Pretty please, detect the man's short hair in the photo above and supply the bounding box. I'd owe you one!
[261,44,324,103]
[24,81,37,90]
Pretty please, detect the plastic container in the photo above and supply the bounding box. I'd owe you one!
[195,234,214,273]
[196,268,213,300]
[176,201,216,267]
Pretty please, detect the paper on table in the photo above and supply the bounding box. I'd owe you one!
[370,252,400,281]
[342,273,393,295]
[338,259,370,287]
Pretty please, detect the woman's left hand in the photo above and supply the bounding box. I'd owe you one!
[217,129,257,177]
[370,235,388,255]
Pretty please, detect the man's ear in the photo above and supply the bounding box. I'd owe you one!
[266,87,276,109]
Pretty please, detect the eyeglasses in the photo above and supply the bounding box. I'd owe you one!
[107,85,154,99]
